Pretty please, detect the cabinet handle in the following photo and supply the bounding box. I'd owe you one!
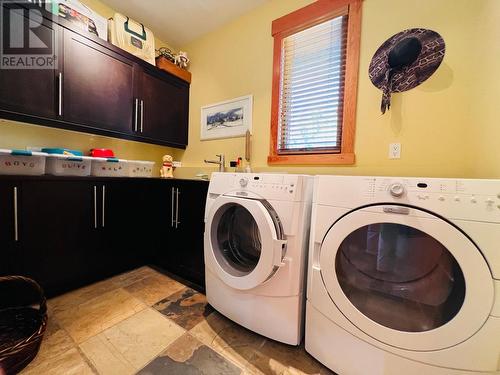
[102,185,106,228]
[140,100,144,133]
[13,187,18,242]
[58,72,63,116]
[93,185,97,229]
[134,99,139,132]
[175,188,180,228]
[171,187,175,228]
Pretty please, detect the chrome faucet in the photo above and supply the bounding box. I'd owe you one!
[204,154,225,172]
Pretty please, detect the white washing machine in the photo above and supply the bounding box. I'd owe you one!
[204,172,313,345]
[306,175,500,375]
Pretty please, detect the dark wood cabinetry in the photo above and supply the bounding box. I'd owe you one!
[0,177,207,296]
[12,181,98,295]
[138,69,189,147]
[62,29,135,135]
[154,180,208,287]
[100,180,154,273]
[0,3,190,148]
[0,183,16,276]
[0,7,59,119]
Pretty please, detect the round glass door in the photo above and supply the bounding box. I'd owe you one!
[205,195,285,291]
[215,204,262,275]
[319,205,494,351]
[336,223,465,332]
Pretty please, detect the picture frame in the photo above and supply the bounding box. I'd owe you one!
[200,95,253,140]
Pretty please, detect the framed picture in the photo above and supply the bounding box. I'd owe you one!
[200,95,253,140]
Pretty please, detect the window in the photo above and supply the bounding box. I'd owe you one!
[268,0,362,165]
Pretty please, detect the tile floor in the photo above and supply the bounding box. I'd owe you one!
[21,266,333,375]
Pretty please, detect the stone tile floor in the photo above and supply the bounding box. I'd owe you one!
[21,266,333,375]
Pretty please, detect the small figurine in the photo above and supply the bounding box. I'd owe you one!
[160,155,174,178]
[174,51,190,70]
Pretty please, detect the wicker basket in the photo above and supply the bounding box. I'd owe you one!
[0,276,48,374]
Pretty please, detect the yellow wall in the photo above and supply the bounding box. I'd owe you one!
[468,0,500,178]
[0,0,175,176]
[178,0,496,179]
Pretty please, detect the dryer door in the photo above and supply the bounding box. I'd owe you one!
[319,204,494,351]
[205,195,286,290]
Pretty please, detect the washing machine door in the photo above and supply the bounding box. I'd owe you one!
[206,195,286,290]
[319,204,494,351]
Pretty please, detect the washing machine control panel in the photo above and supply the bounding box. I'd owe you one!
[219,173,304,201]
[359,177,500,222]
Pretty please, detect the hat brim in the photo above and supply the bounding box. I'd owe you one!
[369,28,445,93]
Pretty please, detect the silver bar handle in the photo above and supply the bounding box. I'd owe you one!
[175,188,180,228]
[134,99,139,132]
[93,186,97,229]
[58,72,63,116]
[13,187,18,242]
[140,100,144,133]
[171,187,175,228]
[102,185,106,228]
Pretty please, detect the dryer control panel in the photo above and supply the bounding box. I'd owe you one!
[208,172,313,202]
[315,175,500,223]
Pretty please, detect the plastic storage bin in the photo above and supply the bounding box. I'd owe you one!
[0,149,47,175]
[91,158,128,177]
[128,160,154,178]
[45,154,93,176]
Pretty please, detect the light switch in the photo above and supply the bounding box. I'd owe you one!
[389,143,401,159]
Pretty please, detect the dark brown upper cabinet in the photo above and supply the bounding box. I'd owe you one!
[0,5,59,119]
[0,3,190,148]
[136,67,189,147]
[62,29,135,135]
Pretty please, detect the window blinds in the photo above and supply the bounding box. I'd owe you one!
[278,15,347,154]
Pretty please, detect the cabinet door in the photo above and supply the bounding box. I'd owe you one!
[151,180,178,272]
[139,70,189,146]
[101,180,154,275]
[0,183,16,276]
[62,29,135,134]
[13,181,98,296]
[172,181,208,287]
[0,5,58,118]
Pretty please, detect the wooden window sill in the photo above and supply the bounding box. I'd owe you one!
[267,153,355,165]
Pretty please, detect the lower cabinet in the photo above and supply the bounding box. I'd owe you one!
[100,180,154,274]
[154,180,208,288]
[0,177,208,296]
[0,183,16,277]
[12,181,99,295]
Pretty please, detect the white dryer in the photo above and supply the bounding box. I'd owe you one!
[204,172,313,345]
[306,175,500,375]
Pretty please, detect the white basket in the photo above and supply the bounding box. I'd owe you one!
[46,154,93,176]
[128,160,155,178]
[91,158,129,177]
[0,149,47,175]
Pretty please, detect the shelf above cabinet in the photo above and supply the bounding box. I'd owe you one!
[156,57,192,84]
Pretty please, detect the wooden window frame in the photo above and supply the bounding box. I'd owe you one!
[268,0,362,165]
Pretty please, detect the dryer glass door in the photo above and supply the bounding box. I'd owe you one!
[216,204,262,275]
[319,204,494,351]
[336,222,465,332]
[206,196,286,290]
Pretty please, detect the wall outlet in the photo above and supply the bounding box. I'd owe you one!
[389,143,401,159]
